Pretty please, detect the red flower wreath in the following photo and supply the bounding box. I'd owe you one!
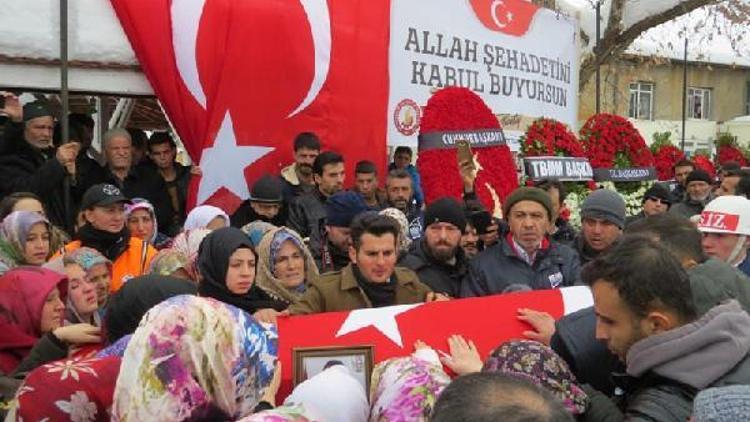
[521,118,585,157]
[652,145,685,181]
[418,87,518,211]
[580,113,654,169]
[716,145,748,167]
[692,153,716,178]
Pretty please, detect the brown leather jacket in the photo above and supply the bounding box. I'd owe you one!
[289,264,432,315]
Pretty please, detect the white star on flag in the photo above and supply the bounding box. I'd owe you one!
[335,304,421,348]
[196,112,275,204]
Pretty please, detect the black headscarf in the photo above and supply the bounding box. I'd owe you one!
[77,223,130,261]
[104,275,197,343]
[197,227,262,313]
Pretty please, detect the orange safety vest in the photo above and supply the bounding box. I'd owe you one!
[58,237,157,292]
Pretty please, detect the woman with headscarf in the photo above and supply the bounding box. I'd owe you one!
[0,211,52,275]
[197,227,278,314]
[0,192,68,253]
[0,267,101,376]
[65,247,112,317]
[254,227,318,311]
[62,256,101,327]
[369,340,451,421]
[379,208,412,257]
[283,362,369,422]
[101,275,197,356]
[441,336,590,419]
[125,198,172,250]
[170,228,211,279]
[149,249,194,281]
[183,205,230,231]
[112,295,278,421]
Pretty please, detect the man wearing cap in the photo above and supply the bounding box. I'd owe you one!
[574,189,626,265]
[669,169,714,219]
[698,195,750,277]
[625,184,672,226]
[311,191,370,273]
[231,175,287,228]
[460,187,580,297]
[399,197,471,297]
[58,183,157,292]
[0,98,85,232]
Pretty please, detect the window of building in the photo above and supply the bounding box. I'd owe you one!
[688,87,712,120]
[628,82,654,120]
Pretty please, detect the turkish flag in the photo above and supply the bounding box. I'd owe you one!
[276,286,593,399]
[468,0,541,36]
[110,0,390,212]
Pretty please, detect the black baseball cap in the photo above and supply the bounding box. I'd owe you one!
[81,184,131,209]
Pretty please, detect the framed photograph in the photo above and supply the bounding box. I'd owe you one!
[292,345,375,392]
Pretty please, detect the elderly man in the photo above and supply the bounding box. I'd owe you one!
[99,128,174,232]
[400,197,471,297]
[290,213,434,314]
[625,183,672,226]
[461,187,580,297]
[0,99,91,232]
[697,195,750,277]
[669,169,714,219]
[574,189,626,265]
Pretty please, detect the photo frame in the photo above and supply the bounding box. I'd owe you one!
[292,345,375,393]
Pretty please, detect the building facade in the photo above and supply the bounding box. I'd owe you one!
[578,55,750,153]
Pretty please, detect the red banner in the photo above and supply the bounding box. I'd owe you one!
[276,286,593,398]
[110,0,390,212]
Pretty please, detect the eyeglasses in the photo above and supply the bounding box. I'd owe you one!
[646,196,670,205]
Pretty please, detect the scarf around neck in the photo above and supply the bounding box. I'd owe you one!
[77,224,130,261]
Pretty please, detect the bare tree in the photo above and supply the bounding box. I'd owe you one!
[564,0,750,90]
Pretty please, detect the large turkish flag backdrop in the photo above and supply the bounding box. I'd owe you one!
[110,0,390,212]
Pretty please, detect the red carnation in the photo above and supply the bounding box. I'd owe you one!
[580,113,654,169]
[521,118,585,157]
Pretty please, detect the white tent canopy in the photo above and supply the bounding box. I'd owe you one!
[0,0,152,95]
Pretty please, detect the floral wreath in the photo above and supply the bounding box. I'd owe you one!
[417,87,518,212]
[521,118,585,157]
[715,134,748,167]
[650,135,685,181]
[692,151,717,178]
[580,113,654,169]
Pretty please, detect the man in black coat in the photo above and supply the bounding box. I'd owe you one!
[231,174,287,228]
[0,100,96,233]
[399,197,470,297]
[99,128,174,232]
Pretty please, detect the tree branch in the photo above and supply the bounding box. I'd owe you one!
[579,0,723,91]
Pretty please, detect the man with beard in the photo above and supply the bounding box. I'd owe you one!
[281,132,320,198]
[582,236,750,421]
[231,175,287,227]
[669,169,714,219]
[312,191,370,273]
[287,151,345,242]
[385,169,423,241]
[400,197,470,297]
[461,187,580,297]
[461,217,481,259]
[290,213,435,314]
[574,189,625,266]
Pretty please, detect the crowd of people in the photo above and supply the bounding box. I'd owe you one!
[1,95,750,421]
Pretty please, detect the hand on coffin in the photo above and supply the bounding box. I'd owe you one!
[425,292,451,302]
[253,308,289,325]
[517,308,555,345]
[440,334,482,375]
